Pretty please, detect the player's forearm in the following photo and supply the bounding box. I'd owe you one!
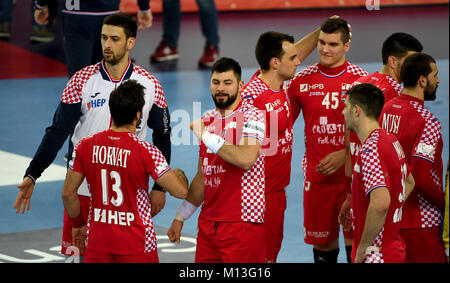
[186,172,205,207]
[357,189,389,259]
[295,27,320,63]
[216,143,261,170]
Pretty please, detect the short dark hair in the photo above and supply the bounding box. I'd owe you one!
[103,12,137,39]
[400,53,436,88]
[347,83,385,120]
[381,33,423,64]
[255,31,295,71]
[320,18,350,43]
[211,57,242,81]
[109,80,145,127]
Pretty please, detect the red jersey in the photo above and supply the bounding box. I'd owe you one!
[287,61,368,182]
[71,129,170,255]
[349,72,403,166]
[241,70,293,192]
[199,101,266,223]
[380,94,443,229]
[351,129,409,263]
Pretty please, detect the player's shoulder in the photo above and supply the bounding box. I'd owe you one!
[75,62,101,78]
[346,62,369,77]
[241,74,270,100]
[409,100,441,128]
[292,63,320,81]
[202,108,220,121]
[127,133,161,156]
[240,101,265,121]
[132,64,167,107]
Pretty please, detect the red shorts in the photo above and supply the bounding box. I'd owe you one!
[84,248,159,263]
[62,195,90,256]
[264,189,287,263]
[303,180,352,246]
[400,226,447,263]
[195,218,265,263]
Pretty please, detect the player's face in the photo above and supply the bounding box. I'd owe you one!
[101,25,134,65]
[342,98,356,132]
[318,31,350,68]
[424,62,440,101]
[210,70,243,110]
[278,41,300,80]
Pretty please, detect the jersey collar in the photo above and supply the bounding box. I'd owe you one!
[100,58,133,83]
[318,61,348,77]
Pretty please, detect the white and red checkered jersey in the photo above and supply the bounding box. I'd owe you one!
[71,129,170,255]
[351,129,408,263]
[349,72,403,167]
[241,70,293,193]
[62,59,167,196]
[199,101,266,223]
[380,94,443,229]
[287,61,368,183]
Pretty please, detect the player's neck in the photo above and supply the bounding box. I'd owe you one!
[258,70,283,91]
[104,56,131,80]
[110,125,135,134]
[402,87,425,101]
[379,65,399,82]
[358,120,380,144]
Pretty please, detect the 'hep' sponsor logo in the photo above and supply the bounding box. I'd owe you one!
[87,98,106,110]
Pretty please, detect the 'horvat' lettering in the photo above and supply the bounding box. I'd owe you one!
[92,146,131,168]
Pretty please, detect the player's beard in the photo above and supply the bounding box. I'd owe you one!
[424,81,437,101]
[213,90,238,109]
[103,48,127,66]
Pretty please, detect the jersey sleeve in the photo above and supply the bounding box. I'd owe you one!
[412,118,442,163]
[133,137,170,181]
[361,138,388,196]
[69,139,85,174]
[242,107,266,143]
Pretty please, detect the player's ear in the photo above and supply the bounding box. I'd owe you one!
[269,57,280,70]
[387,55,398,70]
[418,75,427,89]
[127,36,136,50]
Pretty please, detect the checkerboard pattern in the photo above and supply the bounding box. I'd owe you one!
[241,155,265,223]
[360,131,386,195]
[410,101,442,162]
[137,189,157,253]
[346,62,369,77]
[385,74,403,96]
[241,71,269,101]
[134,65,168,108]
[419,194,442,228]
[61,63,100,104]
[129,133,170,179]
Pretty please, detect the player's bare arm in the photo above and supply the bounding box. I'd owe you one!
[354,187,390,263]
[61,169,85,219]
[168,159,204,243]
[155,169,189,199]
[190,119,262,170]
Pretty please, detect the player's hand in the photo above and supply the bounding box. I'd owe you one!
[149,190,166,217]
[34,7,50,25]
[137,10,153,30]
[72,225,87,255]
[338,194,352,232]
[190,119,205,139]
[15,177,35,214]
[316,149,345,175]
[167,219,184,244]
